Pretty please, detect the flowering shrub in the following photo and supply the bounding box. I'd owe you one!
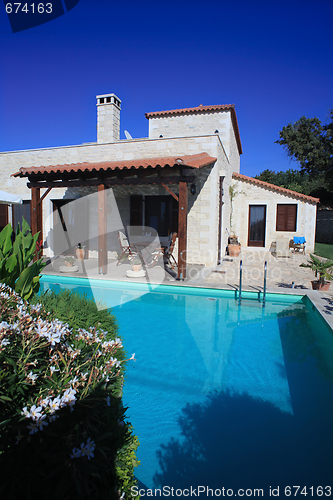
[0,285,139,499]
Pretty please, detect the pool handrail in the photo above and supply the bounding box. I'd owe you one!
[263,260,267,308]
[239,259,242,305]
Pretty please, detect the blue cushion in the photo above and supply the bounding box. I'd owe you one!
[293,237,306,244]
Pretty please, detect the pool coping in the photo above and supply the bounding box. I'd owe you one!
[41,270,333,332]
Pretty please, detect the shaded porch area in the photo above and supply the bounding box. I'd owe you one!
[13,152,217,280]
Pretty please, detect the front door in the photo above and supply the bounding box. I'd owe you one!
[248,205,266,247]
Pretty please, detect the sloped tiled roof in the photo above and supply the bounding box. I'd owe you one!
[145,104,235,118]
[232,172,320,203]
[12,152,217,178]
[145,104,243,155]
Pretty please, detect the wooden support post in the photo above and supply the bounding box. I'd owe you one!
[31,187,40,262]
[178,180,188,280]
[98,184,107,275]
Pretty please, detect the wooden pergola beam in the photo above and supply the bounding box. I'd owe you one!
[31,187,42,262]
[38,187,53,205]
[161,183,179,202]
[98,184,107,275]
[27,175,195,189]
[178,180,188,280]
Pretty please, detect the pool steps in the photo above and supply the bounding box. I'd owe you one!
[238,260,268,308]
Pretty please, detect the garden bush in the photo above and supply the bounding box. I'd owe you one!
[0,219,45,300]
[0,285,139,499]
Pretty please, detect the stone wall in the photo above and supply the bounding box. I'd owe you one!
[147,110,233,159]
[232,177,318,254]
[316,209,333,244]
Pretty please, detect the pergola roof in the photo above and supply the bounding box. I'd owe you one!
[12,152,217,178]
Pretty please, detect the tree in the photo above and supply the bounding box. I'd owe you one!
[255,167,333,206]
[275,110,333,191]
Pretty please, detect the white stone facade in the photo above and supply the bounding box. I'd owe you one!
[231,176,317,254]
[148,109,233,159]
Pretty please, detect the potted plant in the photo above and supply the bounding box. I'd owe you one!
[130,254,142,272]
[75,243,86,260]
[300,254,333,291]
[228,184,244,257]
[64,256,75,267]
[228,235,241,257]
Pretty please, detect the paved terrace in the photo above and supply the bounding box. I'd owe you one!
[42,248,333,331]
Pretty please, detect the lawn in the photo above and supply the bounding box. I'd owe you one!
[314,242,333,260]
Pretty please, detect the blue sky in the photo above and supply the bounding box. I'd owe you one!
[0,0,332,177]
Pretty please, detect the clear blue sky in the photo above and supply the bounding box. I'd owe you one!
[1,0,332,177]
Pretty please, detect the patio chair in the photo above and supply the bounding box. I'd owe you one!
[117,231,136,265]
[276,236,292,258]
[163,232,178,269]
[145,232,178,269]
[290,236,306,254]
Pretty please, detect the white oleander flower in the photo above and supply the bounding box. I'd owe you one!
[40,397,50,408]
[27,371,38,384]
[49,397,61,413]
[27,405,43,420]
[21,407,29,417]
[61,388,77,407]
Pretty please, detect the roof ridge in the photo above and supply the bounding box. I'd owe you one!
[145,104,235,118]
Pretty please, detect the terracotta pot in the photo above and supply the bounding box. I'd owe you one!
[131,264,142,272]
[311,280,331,291]
[228,244,241,257]
[76,248,85,260]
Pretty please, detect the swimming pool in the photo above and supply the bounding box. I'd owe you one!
[40,275,333,493]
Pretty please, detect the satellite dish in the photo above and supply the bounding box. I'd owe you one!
[124,130,133,140]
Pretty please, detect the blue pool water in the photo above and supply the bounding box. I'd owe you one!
[40,276,333,493]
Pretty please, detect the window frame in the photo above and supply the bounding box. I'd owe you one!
[276,203,297,232]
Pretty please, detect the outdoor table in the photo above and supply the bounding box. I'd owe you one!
[129,237,168,267]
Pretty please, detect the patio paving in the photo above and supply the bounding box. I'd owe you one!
[41,249,333,330]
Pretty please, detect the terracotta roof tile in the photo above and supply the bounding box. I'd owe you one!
[12,153,217,178]
[232,172,320,203]
[145,104,235,118]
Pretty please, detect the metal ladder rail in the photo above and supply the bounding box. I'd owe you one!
[238,260,242,306]
[263,261,267,308]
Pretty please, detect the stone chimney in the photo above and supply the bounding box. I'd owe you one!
[96,93,121,143]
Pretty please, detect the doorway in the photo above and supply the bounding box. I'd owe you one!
[130,195,178,236]
[248,205,266,247]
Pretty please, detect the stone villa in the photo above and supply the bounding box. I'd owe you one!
[0,94,319,278]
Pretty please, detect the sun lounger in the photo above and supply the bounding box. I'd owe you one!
[276,236,292,258]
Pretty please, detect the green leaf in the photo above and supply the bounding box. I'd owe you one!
[0,224,13,256]
[14,266,36,300]
[4,254,18,274]
[21,217,31,236]
[0,395,12,402]
[0,419,11,428]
